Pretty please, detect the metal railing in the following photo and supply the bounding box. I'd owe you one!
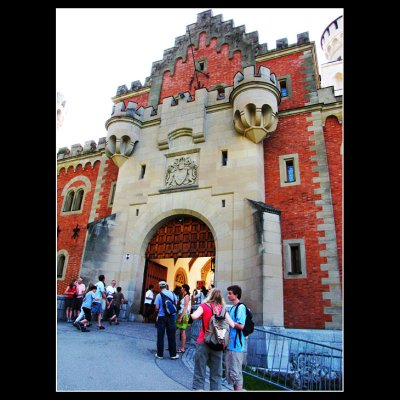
[243,327,342,391]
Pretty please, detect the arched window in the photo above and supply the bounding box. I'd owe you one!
[57,254,66,278]
[72,189,84,211]
[63,190,75,212]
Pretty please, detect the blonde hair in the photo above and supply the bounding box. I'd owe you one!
[203,288,225,307]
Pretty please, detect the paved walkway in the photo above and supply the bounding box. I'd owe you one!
[57,320,233,392]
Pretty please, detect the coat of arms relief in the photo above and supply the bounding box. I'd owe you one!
[165,156,198,188]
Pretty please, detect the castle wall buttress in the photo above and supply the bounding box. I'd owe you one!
[323,116,342,287]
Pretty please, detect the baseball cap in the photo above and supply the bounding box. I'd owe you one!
[159,281,167,288]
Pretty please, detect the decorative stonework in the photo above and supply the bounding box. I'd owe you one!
[165,156,198,188]
[231,66,280,143]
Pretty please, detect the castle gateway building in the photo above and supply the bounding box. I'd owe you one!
[57,10,342,335]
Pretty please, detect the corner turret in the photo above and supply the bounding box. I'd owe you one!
[230,65,280,144]
[104,101,144,167]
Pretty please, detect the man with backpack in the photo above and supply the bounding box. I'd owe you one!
[225,285,247,391]
[154,280,179,360]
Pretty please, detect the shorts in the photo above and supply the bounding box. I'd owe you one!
[225,350,244,386]
[176,313,189,330]
[91,302,102,315]
[73,297,83,311]
[64,297,74,308]
[82,307,92,321]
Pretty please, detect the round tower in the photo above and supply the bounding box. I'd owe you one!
[104,101,142,167]
[320,15,343,95]
[230,65,281,144]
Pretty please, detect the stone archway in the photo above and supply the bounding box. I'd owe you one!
[145,215,215,259]
[140,215,215,314]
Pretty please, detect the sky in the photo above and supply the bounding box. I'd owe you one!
[56,8,343,149]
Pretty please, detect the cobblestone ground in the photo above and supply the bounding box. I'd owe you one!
[57,320,232,391]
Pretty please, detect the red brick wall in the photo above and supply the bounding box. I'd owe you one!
[324,116,343,285]
[122,92,149,109]
[264,113,331,328]
[95,159,119,220]
[57,158,118,294]
[257,51,311,112]
[160,32,242,101]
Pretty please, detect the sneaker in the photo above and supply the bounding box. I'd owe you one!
[154,354,163,360]
[109,320,113,325]
[81,327,90,332]
[170,355,180,360]
[98,325,105,330]
[73,322,81,331]
[115,322,119,325]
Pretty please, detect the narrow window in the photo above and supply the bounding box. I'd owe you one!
[140,164,146,179]
[222,150,228,166]
[198,60,205,71]
[285,159,295,182]
[279,154,300,187]
[72,189,84,211]
[216,85,225,99]
[280,79,288,97]
[289,245,301,274]
[63,190,75,212]
[136,209,139,216]
[109,182,116,206]
[57,254,66,278]
[222,200,225,207]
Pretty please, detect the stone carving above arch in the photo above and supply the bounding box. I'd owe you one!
[162,150,200,191]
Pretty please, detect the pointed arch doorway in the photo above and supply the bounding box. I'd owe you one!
[140,215,215,316]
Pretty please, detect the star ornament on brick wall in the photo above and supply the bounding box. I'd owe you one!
[72,224,80,239]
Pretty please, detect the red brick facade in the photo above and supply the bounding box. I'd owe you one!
[57,158,118,294]
[160,32,242,101]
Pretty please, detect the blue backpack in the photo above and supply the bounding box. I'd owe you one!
[160,292,177,316]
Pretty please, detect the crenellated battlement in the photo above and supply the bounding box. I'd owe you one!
[113,9,310,109]
[57,137,106,160]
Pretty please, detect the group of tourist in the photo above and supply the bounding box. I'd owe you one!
[152,280,246,391]
[64,275,246,390]
[64,275,125,332]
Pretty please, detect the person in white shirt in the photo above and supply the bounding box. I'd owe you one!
[143,284,155,323]
[105,280,117,321]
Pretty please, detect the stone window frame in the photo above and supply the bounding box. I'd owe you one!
[61,175,91,215]
[278,74,292,99]
[108,181,117,207]
[57,250,69,280]
[283,238,307,279]
[279,153,301,187]
[61,185,86,214]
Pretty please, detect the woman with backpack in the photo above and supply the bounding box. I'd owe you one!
[190,288,235,391]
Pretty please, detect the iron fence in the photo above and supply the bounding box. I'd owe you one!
[243,327,342,391]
